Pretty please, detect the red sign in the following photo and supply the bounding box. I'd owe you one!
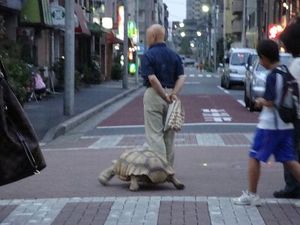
[268,24,284,40]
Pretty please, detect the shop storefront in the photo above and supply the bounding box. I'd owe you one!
[20,0,53,66]
[0,0,23,41]
[74,3,91,71]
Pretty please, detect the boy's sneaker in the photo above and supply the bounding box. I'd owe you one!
[233,190,261,206]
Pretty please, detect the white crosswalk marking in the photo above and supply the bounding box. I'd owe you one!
[88,136,123,149]
[196,134,225,146]
[202,109,232,122]
[186,74,218,78]
[43,131,257,151]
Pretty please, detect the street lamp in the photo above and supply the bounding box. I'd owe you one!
[202,4,210,13]
[180,31,186,37]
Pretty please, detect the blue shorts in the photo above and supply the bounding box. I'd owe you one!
[249,128,296,162]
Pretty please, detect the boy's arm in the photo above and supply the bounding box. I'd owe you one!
[255,97,274,108]
[256,71,277,108]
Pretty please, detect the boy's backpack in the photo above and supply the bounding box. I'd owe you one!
[274,65,300,123]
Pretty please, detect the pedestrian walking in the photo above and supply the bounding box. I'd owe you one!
[32,69,46,100]
[141,24,186,166]
[233,39,300,207]
[273,17,300,199]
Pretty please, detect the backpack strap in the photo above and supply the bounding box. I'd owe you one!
[271,67,285,129]
[0,58,8,81]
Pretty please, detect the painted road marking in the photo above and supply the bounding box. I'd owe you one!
[237,99,245,107]
[43,133,254,151]
[88,136,123,149]
[185,81,201,84]
[96,123,256,129]
[202,109,232,122]
[217,85,230,94]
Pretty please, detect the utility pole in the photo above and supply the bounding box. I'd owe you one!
[123,0,129,89]
[208,12,212,69]
[64,0,75,116]
[241,0,247,47]
[213,3,218,72]
[135,0,139,84]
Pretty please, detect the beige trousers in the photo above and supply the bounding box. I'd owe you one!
[143,87,175,166]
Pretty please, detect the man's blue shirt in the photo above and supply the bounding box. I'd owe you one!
[141,43,184,88]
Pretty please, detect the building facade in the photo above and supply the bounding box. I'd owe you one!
[244,0,300,48]
[0,0,23,41]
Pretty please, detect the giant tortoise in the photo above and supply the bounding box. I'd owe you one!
[98,149,185,191]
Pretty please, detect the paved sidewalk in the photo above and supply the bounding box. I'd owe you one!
[23,79,142,142]
[0,196,299,225]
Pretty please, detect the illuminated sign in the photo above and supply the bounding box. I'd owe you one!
[116,5,124,40]
[268,24,284,40]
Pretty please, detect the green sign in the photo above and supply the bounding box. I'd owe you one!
[128,21,137,38]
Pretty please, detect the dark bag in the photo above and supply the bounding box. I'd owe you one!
[274,65,300,123]
[0,59,46,186]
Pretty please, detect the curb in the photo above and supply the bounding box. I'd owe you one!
[41,85,143,143]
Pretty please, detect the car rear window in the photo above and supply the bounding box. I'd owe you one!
[230,53,250,65]
[256,54,292,71]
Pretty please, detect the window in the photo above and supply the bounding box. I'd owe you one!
[230,53,250,66]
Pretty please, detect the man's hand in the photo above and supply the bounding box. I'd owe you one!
[170,93,178,102]
[164,93,172,104]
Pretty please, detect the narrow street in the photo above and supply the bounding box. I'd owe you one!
[1,68,299,225]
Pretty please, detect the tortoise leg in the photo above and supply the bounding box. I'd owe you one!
[98,166,115,185]
[169,176,185,190]
[129,176,139,191]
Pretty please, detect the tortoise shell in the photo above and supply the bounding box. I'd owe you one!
[114,150,174,183]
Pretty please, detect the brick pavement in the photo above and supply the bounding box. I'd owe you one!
[0,197,299,225]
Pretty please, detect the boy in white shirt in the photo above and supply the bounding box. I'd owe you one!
[233,40,300,207]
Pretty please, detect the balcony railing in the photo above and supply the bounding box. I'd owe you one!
[232,19,242,33]
[0,0,22,10]
[232,0,243,14]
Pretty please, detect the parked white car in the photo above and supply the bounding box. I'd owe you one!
[244,52,293,111]
[220,48,257,89]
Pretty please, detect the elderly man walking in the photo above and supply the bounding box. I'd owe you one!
[141,24,186,166]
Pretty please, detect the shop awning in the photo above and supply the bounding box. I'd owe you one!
[88,22,112,36]
[88,22,101,34]
[20,0,53,27]
[41,0,52,26]
[74,3,90,36]
[106,31,123,44]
